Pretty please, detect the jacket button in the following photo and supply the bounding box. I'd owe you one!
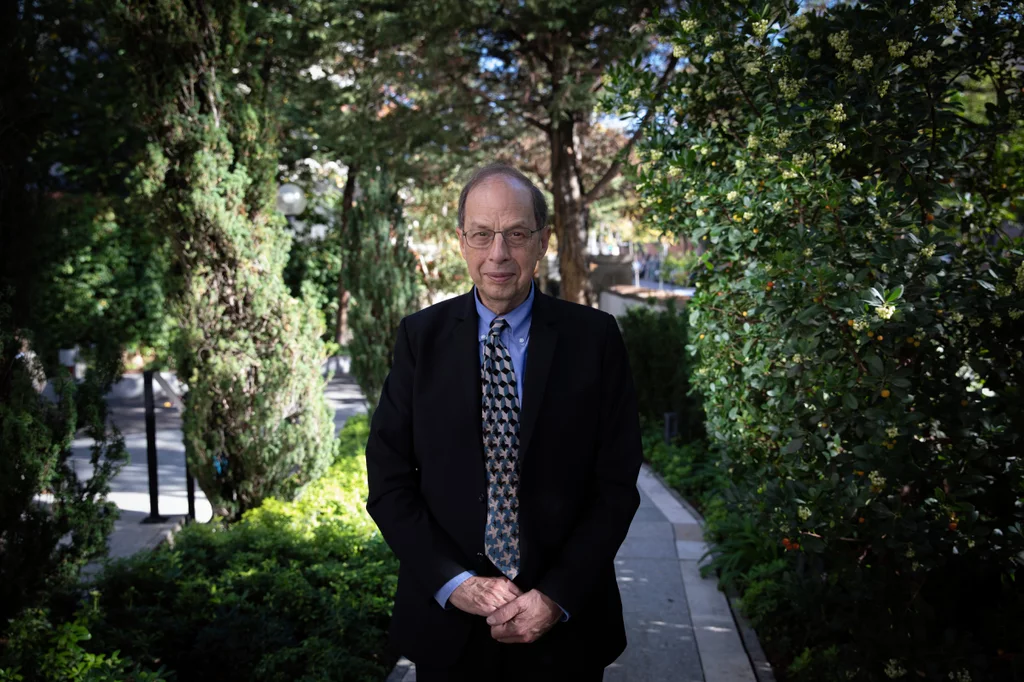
[478,493,486,503]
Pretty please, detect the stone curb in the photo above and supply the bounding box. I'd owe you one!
[643,467,776,682]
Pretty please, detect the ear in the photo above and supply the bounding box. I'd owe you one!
[538,225,552,257]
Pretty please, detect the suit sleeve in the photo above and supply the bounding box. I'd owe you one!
[365,318,471,597]
[535,314,643,616]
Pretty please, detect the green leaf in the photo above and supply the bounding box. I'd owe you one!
[781,437,804,454]
[865,353,884,376]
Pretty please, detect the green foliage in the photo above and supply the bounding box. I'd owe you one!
[110,0,338,520]
[661,251,699,286]
[2,0,170,375]
[0,294,127,627]
[28,194,172,377]
[620,302,704,440]
[642,428,719,503]
[343,171,421,417]
[80,415,397,682]
[284,227,343,347]
[611,1,1024,679]
[0,603,167,682]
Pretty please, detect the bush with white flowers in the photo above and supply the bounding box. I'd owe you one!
[607,1,1024,679]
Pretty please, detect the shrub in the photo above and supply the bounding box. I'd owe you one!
[642,428,720,512]
[81,415,397,682]
[0,295,127,627]
[610,1,1024,680]
[0,604,167,682]
[619,301,704,440]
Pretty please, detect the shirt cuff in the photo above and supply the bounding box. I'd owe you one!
[435,570,476,609]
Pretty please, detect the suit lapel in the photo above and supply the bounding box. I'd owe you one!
[518,291,557,462]
[450,289,483,459]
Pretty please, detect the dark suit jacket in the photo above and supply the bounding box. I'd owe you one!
[365,287,643,669]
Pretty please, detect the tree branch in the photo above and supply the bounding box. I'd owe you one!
[583,54,678,202]
[523,113,551,133]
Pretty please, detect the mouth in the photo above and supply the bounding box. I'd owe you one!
[484,273,515,284]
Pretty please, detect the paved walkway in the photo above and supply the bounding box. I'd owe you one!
[388,465,758,682]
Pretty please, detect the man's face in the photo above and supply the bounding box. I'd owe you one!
[459,176,551,315]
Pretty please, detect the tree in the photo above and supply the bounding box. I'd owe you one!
[109,0,337,520]
[372,0,680,304]
[613,0,1024,679]
[276,7,483,343]
[2,0,173,378]
[342,169,420,416]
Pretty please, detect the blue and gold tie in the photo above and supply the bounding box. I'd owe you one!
[481,317,521,579]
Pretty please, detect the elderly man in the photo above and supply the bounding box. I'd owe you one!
[365,163,642,680]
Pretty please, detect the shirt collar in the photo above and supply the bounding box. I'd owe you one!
[475,283,534,343]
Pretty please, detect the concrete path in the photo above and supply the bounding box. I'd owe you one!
[388,464,757,682]
[76,373,367,569]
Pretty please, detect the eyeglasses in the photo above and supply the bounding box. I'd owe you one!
[461,226,542,249]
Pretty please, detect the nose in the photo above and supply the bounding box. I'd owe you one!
[487,232,511,262]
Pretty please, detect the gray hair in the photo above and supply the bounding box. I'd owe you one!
[457,163,548,232]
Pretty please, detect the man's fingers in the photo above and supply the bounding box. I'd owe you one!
[489,621,518,640]
[495,583,521,604]
[486,598,524,626]
[491,623,534,644]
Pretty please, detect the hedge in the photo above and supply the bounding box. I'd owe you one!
[619,301,705,441]
[607,1,1024,680]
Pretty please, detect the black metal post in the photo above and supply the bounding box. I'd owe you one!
[142,370,169,524]
[663,411,679,445]
[185,462,196,522]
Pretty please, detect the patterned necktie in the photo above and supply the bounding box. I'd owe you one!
[481,317,521,580]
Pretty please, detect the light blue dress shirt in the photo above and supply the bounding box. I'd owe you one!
[433,284,568,621]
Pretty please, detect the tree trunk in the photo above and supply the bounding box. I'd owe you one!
[335,164,357,347]
[549,118,593,305]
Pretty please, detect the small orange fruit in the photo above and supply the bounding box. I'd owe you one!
[881,389,891,398]
[949,522,958,531]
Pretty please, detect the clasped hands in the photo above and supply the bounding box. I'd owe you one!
[449,576,561,644]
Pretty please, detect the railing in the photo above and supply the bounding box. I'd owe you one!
[140,370,197,524]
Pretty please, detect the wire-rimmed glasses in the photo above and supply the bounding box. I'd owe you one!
[461,226,543,249]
